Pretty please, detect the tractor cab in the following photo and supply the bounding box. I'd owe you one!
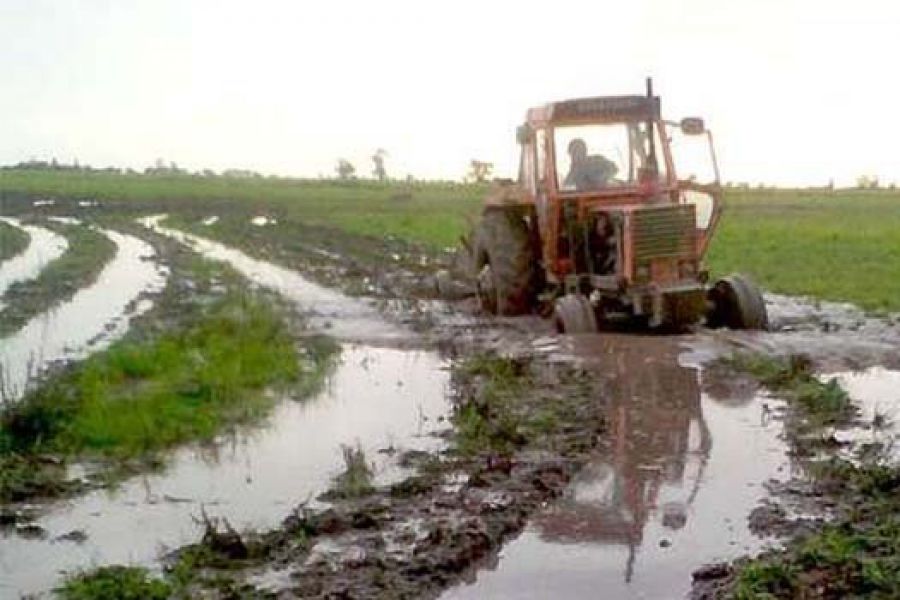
[473,81,767,332]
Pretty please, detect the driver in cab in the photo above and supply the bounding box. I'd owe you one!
[563,138,618,192]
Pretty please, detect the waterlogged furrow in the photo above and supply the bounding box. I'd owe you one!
[141,215,407,343]
[0,217,68,299]
[0,229,167,400]
[0,345,450,597]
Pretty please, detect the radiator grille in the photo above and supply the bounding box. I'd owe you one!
[632,205,696,263]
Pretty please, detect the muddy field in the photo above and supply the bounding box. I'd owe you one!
[0,194,898,598]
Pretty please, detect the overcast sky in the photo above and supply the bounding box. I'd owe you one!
[1,0,897,185]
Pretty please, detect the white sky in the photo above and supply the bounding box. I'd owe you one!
[1,0,898,186]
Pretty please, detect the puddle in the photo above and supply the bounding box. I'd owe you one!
[0,344,450,597]
[251,216,277,226]
[827,367,900,463]
[445,334,791,600]
[0,217,68,300]
[141,215,408,344]
[0,229,167,401]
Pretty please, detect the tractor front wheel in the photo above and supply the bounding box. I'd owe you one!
[472,209,536,315]
[553,294,598,334]
[706,274,768,330]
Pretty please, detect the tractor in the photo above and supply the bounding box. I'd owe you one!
[469,80,768,333]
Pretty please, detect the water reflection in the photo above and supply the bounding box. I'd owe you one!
[533,338,710,582]
[446,335,787,600]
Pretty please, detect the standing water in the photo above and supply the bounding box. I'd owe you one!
[0,345,450,597]
[1,219,454,597]
[445,334,790,600]
[0,228,167,401]
[141,216,407,344]
[0,217,68,303]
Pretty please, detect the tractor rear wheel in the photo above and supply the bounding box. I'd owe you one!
[706,274,768,330]
[553,294,598,334]
[473,209,535,315]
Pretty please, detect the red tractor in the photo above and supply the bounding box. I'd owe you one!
[470,80,767,332]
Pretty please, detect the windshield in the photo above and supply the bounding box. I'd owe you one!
[555,122,666,192]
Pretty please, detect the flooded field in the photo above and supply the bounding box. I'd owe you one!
[0,344,449,597]
[141,215,408,345]
[0,218,67,304]
[0,211,897,598]
[0,228,166,400]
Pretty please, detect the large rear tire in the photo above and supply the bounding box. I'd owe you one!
[707,274,768,330]
[472,209,536,315]
[553,294,598,334]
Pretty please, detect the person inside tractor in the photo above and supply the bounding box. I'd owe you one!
[564,138,619,191]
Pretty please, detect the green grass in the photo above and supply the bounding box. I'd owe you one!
[0,218,29,262]
[0,290,338,502]
[57,566,171,600]
[3,170,900,311]
[708,189,900,313]
[723,353,854,426]
[0,220,117,335]
[0,293,312,460]
[0,170,484,248]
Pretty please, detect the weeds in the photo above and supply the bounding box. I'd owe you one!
[56,566,171,600]
[725,353,854,425]
[325,443,375,499]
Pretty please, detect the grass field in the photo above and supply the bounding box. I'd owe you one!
[2,170,899,312]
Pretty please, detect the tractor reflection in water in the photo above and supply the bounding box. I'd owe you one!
[531,339,716,582]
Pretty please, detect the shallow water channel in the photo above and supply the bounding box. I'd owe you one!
[446,334,791,600]
[0,344,449,596]
[0,227,167,401]
[0,218,68,304]
[141,216,407,344]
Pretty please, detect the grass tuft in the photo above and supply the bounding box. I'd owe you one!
[57,566,171,600]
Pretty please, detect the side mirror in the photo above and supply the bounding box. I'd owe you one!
[516,124,533,145]
[680,117,706,135]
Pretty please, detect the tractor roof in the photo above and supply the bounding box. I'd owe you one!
[527,95,661,126]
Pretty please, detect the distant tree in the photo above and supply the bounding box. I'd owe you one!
[371,149,388,181]
[467,160,493,183]
[856,174,879,189]
[336,159,356,181]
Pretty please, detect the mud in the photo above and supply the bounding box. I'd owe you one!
[710,293,900,372]
[0,345,450,597]
[165,350,606,599]
[0,228,167,401]
[0,217,68,303]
